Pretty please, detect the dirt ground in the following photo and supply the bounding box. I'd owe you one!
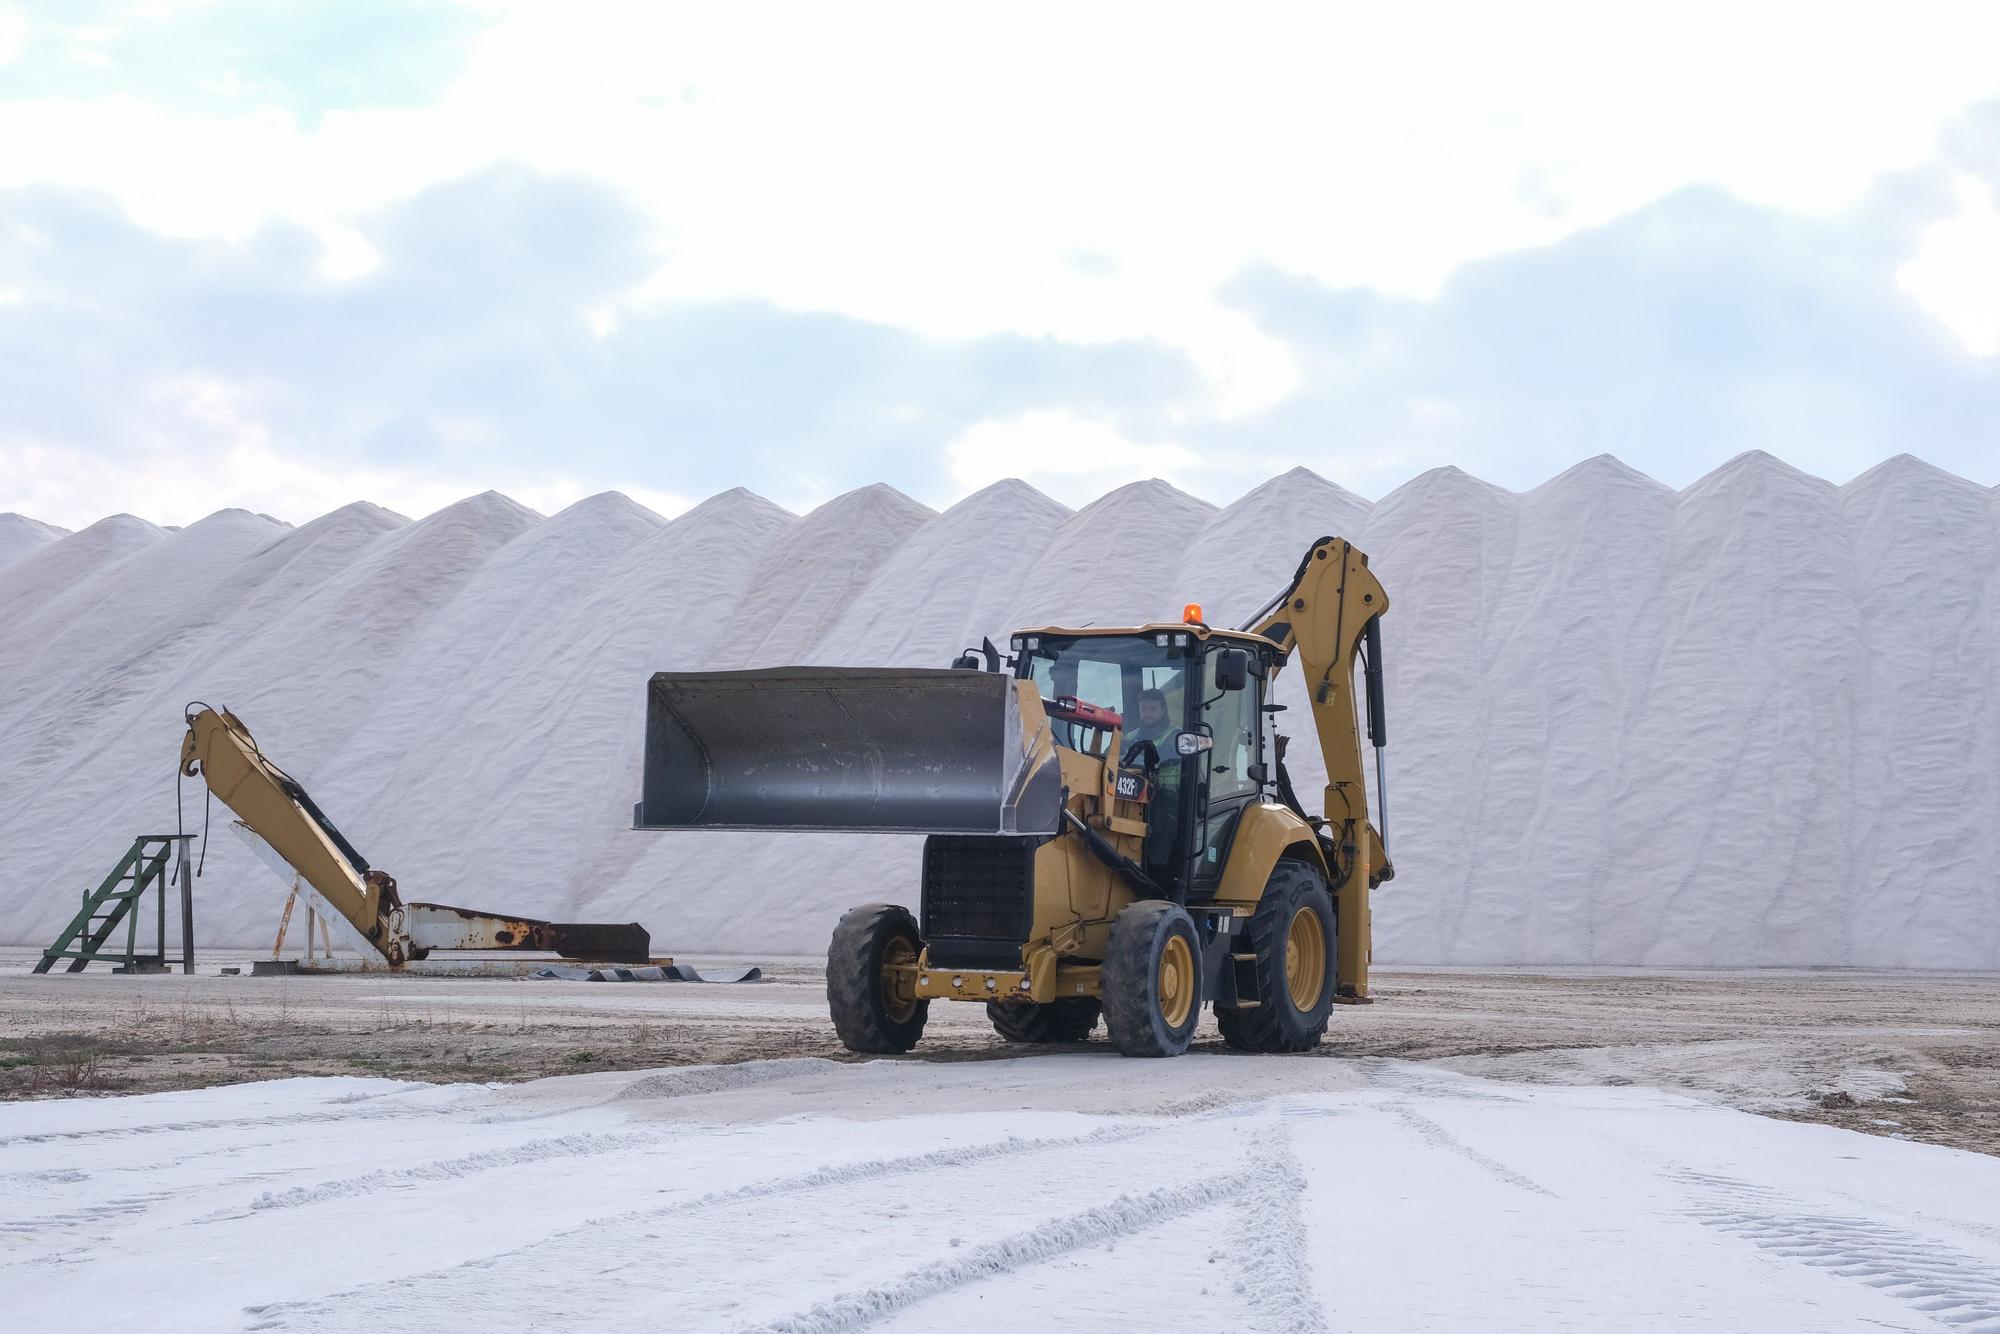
[4,947,1996,1156]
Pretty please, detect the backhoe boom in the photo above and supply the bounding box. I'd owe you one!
[1245,537,1393,994]
[181,706,649,966]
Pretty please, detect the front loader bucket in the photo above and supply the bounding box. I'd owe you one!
[636,667,1062,835]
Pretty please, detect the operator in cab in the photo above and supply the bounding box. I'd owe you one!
[1125,687,1181,879]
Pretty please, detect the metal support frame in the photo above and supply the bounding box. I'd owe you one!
[35,835,198,975]
[271,877,333,964]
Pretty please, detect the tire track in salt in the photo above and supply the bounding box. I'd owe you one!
[240,1121,1167,1330]
[0,1188,177,1236]
[1215,1125,1330,1334]
[1389,1107,1556,1197]
[235,1129,665,1214]
[0,1168,88,1187]
[1677,1170,2000,1330]
[469,1057,846,1124]
[1366,1062,1529,1104]
[734,1131,1293,1334]
[0,1101,443,1150]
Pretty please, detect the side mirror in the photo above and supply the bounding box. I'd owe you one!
[953,637,1005,673]
[1214,647,1250,692]
[1174,731,1215,757]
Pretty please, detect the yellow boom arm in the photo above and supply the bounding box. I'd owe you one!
[180,705,650,966]
[1245,538,1392,994]
[179,707,404,955]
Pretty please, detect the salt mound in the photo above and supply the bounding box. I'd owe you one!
[1178,466,1373,629]
[0,509,297,946]
[0,514,164,630]
[1006,479,1218,629]
[0,509,288,763]
[715,484,935,668]
[209,502,410,631]
[2,510,286,693]
[818,478,1071,667]
[4,455,1998,967]
[0,514,68,568]
[1838,454,2000,966]
[55,492,553,946]
[330,491,666,905]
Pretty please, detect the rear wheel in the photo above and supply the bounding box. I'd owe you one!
[1216,861,1336,1053]
[985,997,1101,1043]
[827,904,928,1054]
[1100,900,1202,1057]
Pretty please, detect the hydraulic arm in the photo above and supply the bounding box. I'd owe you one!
[181,706,650,966]
[1241,537,1393,993]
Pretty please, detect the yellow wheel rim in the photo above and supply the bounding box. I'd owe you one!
[882,936,918,1023]
[1157,934,1196,1029]
[1284,906,1327,1012]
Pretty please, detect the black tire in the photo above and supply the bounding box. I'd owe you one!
[827,904,928,1054]
[1100,900,1202,1057]
[985,997,1102,1043]
[1216,861,1337,1053]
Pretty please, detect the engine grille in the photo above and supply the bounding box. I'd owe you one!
[921,836,1034,970]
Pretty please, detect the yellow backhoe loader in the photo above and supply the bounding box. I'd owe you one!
[634,536,1392,1056]
[182,705,650,966]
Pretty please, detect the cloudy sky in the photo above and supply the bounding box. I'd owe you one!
[2,1,1998,527]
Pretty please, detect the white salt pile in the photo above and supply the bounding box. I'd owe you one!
[0,513,69,569]
[1,454,1995,968]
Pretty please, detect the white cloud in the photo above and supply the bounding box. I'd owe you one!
[1898,172,2000,357]
[0,374,691,528]
[944,409,1207,506]
[311,221,380,281]
[0,7,24,65]
[623,485,693,520]
[8,2,2000,420]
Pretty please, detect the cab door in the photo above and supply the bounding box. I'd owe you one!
[1187,648,1263,894]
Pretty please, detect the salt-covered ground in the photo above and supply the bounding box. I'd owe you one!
[6,1054,2000,1332]
[7,952,1998,1155]
[4,453,1998,968]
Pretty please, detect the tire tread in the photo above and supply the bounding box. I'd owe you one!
[1215,862,1336,1053]
[827,903,928,1054]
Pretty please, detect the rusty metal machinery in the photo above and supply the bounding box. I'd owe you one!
[182,704,650,967]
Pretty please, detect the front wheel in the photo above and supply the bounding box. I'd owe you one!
[827,904,928,1054]
[1100,900,1202,1057]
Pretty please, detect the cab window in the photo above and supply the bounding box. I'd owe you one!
[1200,648,1260,801]
[1021,635,1186,725]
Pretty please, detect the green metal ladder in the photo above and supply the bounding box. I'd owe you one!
[35,835,197,974]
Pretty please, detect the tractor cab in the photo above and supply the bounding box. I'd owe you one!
[1006,617,1277,901]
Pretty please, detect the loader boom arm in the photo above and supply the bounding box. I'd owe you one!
[1244,538,1392,993]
